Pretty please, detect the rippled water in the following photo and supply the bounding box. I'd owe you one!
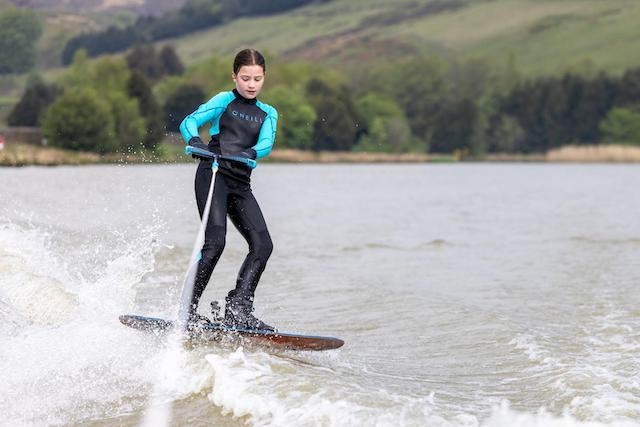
[0,163,639,426]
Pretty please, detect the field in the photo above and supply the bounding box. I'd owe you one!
[0,0,639,76]
[160,0,640,76]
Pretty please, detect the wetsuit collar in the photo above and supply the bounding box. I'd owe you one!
[232,88,257,105]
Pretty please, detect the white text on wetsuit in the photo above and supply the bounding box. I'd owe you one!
[232,110,264,123]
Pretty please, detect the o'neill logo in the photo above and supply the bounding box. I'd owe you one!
[232,110,263,123]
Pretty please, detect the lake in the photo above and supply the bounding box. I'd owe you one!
[1,163,639,426]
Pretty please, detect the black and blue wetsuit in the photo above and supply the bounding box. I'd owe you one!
[180,88,278,329]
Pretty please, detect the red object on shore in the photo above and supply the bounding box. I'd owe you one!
[0,134,5,150]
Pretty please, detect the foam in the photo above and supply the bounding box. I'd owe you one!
[196,346,640,427]
[203,348,456,427]
[509,312,640,425]
[482,402,639,427]
[0,223,78,324]
[0,220,167,425]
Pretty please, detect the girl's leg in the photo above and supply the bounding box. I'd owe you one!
[225,185,274,329]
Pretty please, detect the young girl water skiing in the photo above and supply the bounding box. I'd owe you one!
[179,49,278,331]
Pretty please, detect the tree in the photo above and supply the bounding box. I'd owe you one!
[366,57,451,147]
[163,84,206,133]
[599,107,640,145]
[354,93,414,152]
[56,55,148,151]
[106,92,146,150]
[0,8,42,74]
[617,67,640,107]
[127,72,165,149]
[265,85,316,150]
[430,98,478,153]
[7,77,59,126]
[501,72,620,152]
[42,88,117,153]
[126,44,184,82]
[159,45,184,76]
[565,72,617,144]
[126,44,166,81]
[307,78,366,151]
[487,114,526,153]
[501,77,569,152]
[62,25,139,65]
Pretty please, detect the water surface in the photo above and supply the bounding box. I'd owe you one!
[0,163,638,426]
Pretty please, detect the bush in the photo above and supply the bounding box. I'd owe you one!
[599,107,640,145]
[265,85,316,150]
[106,92,146,150]
[354,93,414,152]
[42,89,116,153]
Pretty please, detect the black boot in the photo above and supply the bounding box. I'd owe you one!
[224,292,276,332]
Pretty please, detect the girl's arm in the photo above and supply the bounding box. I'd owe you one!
[253,103,278,159]
[179,91,235,143]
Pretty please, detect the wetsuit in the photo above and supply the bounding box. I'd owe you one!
[179,89,278,328]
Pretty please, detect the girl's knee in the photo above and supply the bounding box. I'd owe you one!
[254,230,273,260]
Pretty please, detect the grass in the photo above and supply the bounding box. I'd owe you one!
[0,141,190,166]
[5,141,640,166]
[161,0,640,77]
[546,144,640,162]
[462,1,640,76]
[0,141,449,166]
[164,1,388,65]
[0,143,100,166]
[267,149,446,164]
[36,12,100,69]
[7,0,640,83]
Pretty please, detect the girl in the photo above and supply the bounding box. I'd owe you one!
[179,49,278,331]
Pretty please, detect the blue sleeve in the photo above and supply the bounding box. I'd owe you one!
[254,102,278,159]
[179,91,234,144]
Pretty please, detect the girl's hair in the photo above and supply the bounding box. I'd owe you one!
[233,49,266,74]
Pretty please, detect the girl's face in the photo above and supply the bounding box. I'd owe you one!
[232,65,265,99]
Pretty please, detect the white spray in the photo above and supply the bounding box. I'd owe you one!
[141,158,219,427]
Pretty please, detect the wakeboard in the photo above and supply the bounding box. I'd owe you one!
[119,314,344,351]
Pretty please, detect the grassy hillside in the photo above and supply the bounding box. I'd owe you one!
[3,0,640,124]
[164,0,640,77]
[6,0,640,76]
[3,0,183,15]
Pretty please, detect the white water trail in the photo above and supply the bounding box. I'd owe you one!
[141,161,218,427]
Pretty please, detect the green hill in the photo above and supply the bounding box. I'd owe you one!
[164,0,640,77]
[5,0,640,77]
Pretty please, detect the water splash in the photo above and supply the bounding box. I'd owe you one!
[142,162,219,427]
[0,219,166,425]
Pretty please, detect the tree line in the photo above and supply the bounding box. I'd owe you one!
[61,0,327,65]
[8,48,640,155]
[9,45,185,153]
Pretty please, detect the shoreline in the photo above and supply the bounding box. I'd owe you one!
[1,143,640,167]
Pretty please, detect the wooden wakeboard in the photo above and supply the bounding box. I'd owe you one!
[119,314,344,351]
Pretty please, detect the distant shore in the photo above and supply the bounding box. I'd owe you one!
[1,143,640,167]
